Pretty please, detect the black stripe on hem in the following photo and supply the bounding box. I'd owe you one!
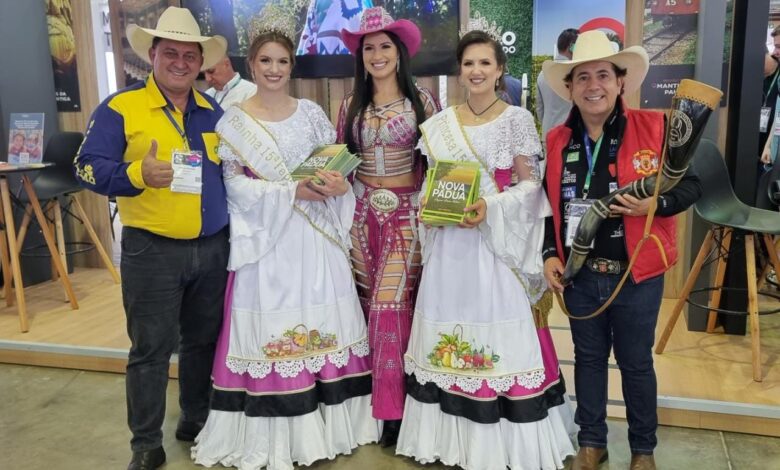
[405,373,567,424]
[210,373,372,417]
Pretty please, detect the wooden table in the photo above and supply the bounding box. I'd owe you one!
[0,163,78,332]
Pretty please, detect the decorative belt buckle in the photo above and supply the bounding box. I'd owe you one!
[588,258,623,274]
[598,259,609,273]
[368,188,399,213]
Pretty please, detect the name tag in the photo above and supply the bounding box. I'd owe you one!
[761,106,772,133]
[565,198,596,248]
[609,181,619,193]
[170,149,203,194]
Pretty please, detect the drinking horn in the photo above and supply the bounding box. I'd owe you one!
[561,79,723,285]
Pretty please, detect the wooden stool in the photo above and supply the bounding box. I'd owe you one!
[16,195,120,287]
[655,228,780,382]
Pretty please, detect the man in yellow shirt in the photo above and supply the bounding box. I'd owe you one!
[74,8,228,470]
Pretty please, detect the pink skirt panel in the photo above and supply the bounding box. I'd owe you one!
[366,303,414,420]
[352,181,421,420]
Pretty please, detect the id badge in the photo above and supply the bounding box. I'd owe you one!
[608,181,619,193]
[565,198,596,247]
[760,106,772,133]
[170,149,203,194]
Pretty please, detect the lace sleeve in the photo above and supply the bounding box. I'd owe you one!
[221,152,298,271]
[477,108,550,280]
[507,107,543,182]
[222,159,244,180]
[218,134,252,177]
[217,139,241,162]
[219,140,247,180]
[302,99,336,146]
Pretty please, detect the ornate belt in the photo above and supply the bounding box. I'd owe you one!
[353,180,400,213]
[585,257,628,275]
[369,189,400,213]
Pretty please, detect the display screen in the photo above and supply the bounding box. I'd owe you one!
[182,0,460,78]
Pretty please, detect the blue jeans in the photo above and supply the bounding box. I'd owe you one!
[121,226,229,451]
[563,268,664,455]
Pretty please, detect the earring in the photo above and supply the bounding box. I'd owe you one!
[495,79,500,90]
[364,68,368,81]
[396,61,400,73]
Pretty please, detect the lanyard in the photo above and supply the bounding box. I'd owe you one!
[216,78,240,106]
[582,133,603,199]
[765,69,780,107]
[162,105,190,150]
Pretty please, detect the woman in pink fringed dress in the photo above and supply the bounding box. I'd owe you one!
[336,6,440,447]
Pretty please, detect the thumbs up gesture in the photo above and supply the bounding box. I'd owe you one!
[141,140,173,188]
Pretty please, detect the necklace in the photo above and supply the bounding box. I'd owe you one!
[466,97,501,121]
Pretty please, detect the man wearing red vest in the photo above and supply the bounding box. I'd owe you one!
[541,31,701,470]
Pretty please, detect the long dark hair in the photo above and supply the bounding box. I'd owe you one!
[344,31,427,154]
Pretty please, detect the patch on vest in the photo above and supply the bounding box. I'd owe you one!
[632,150,659,176]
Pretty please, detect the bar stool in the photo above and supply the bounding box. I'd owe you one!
[16,132,119,286]
[655,139,780,382]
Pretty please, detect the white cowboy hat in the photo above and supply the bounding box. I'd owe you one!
[542,30,649,101]
[126,7,227,71]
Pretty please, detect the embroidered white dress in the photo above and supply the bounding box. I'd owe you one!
[192,99,379,470]
[397,106,577,470]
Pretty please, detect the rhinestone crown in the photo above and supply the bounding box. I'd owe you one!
[248,0,307,42]
[459,11,502,43]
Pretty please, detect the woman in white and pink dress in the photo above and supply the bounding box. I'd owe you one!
[397,28,577,470]
[192,26,379,470]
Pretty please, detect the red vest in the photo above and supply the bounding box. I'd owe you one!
[545,105,676,283]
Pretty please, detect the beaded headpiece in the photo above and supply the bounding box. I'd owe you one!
[459,10,502,44]
[248,0,307,42]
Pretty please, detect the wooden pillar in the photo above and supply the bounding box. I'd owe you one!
[58,0,113,269]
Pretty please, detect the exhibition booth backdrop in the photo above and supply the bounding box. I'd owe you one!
[0,0,777,438]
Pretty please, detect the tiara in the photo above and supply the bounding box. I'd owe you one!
[459,10,502,43]
[248,0,307,42]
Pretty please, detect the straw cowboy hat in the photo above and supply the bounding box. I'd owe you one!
[542,30,649,101]
[341,7,422,57]
[126,6,227,71]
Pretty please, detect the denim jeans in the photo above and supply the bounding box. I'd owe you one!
[120,226,229,451]
[563,268,664,455]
